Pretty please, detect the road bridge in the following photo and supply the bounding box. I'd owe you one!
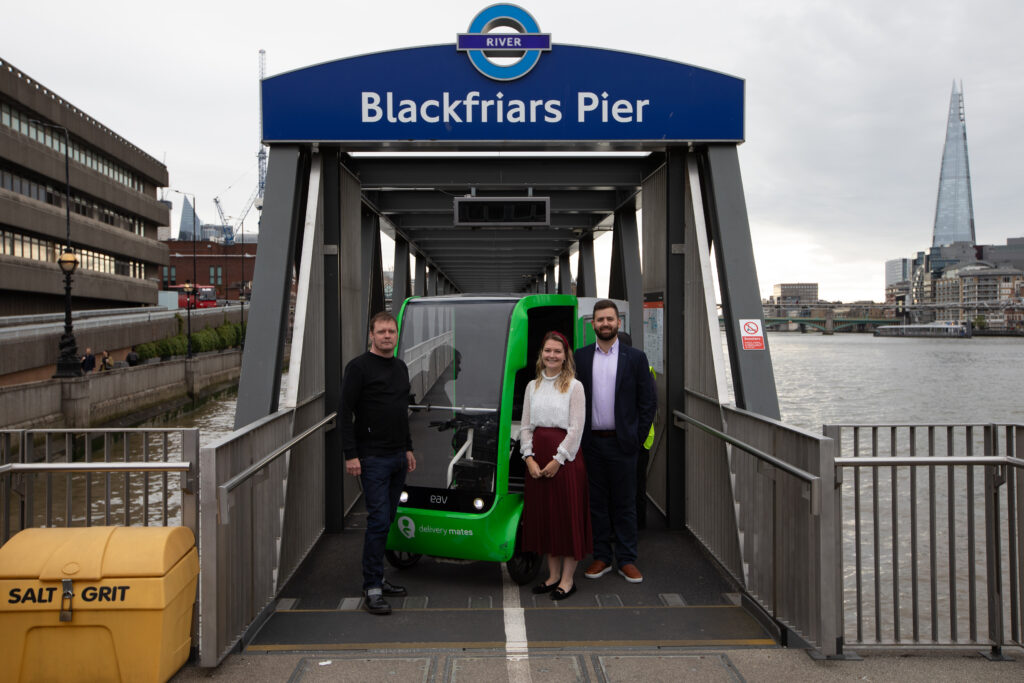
[763,316,894,333]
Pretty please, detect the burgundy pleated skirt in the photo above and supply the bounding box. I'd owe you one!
[521,426,593,560]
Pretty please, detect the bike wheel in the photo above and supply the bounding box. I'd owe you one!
[505,529,541,585]
[385,549,422,569]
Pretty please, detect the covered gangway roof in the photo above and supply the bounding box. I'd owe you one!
[350,153,662,292]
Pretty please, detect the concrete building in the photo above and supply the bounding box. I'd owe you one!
[770,282,818,305]
[0,57,170,316]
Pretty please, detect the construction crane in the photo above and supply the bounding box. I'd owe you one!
[257,49,268,210]
[213,197,233,244]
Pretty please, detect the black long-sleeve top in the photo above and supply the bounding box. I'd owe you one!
[340,351,413,460]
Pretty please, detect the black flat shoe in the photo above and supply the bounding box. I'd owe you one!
[532,581,559,594]
[550,584,577,601]
[381,579,407,597]
[363,593,392,615]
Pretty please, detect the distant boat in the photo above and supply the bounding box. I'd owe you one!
[874,320,972,338]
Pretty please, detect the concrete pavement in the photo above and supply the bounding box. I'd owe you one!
[172,645,1024,682]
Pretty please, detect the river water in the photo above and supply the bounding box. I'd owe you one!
[180,333,1023,439]
[765,333,1024,429]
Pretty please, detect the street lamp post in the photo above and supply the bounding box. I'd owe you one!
[32,120,82,378]
[239,223,246,345]
[172,190,200,358]
[183,280,194,359]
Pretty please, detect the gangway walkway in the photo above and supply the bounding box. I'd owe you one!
[245,502,772,653]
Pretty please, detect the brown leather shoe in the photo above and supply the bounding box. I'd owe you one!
[618,563,643,583]
[584,560,612,579]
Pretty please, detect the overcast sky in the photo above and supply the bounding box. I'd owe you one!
[5,0,1022,301]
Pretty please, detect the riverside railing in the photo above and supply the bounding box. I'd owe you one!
[197,395,333,668]
[674,397,842,658]
[825,423,1024,658]
[0,428,199,544]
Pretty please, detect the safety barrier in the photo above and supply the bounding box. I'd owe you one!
[676,394,842,658]
[196,396,333,667]
[0,428,197,544]
[825,423,1024,657]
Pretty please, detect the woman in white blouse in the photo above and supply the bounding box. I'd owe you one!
[519,330,592,600]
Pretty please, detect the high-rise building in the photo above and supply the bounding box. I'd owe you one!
[179,196,200,241]
[931,81,976,247]
[885,258,912,287]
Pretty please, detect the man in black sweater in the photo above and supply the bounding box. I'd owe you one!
[342,311,416,615]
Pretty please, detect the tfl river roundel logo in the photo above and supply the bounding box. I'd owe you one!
[456,4,552,81]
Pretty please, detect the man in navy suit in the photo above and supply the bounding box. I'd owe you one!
[575,300,657,583]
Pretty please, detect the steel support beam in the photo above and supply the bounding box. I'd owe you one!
[321,148,345,532]
[393,213,601,230]
[704,145,780,419]
[545,264,556,293]
[361,210,385,333]
[414,254,426,296]
[609,201,644,349]
[349,156,660,189]
[664,148,687,529]
[558,252,572,294]
[393,236,411,306]
[236,146,307,428]
[371,189,620,214]
[577,233,597,298]
[338,159,367,368]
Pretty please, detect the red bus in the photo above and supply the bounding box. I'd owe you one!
[168,284,218,309]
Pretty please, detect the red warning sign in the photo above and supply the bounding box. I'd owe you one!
[739,318,764,350]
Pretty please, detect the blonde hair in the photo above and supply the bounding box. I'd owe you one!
[534,331,575,393]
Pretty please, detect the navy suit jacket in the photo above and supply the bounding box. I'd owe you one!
[575,342,657,457]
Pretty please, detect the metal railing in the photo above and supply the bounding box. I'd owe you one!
[1,428,199,544]
[675,398,842,658]
[197,397,333,667]
[825,423,1024,657]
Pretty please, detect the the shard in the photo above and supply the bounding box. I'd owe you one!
[931,81,976,247]
[179,196,201,241]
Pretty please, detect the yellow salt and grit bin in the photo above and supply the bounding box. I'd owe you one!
[0,526,198,683]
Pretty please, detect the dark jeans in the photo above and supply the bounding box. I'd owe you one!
[587,435,638,566]
[360,450,408,592]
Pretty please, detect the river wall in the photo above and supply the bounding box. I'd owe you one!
[0,306,245,385]
[0,349,242,429]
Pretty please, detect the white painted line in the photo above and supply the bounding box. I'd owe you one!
[501,563,532,683]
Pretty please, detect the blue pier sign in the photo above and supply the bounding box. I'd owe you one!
[261,4,744,146]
